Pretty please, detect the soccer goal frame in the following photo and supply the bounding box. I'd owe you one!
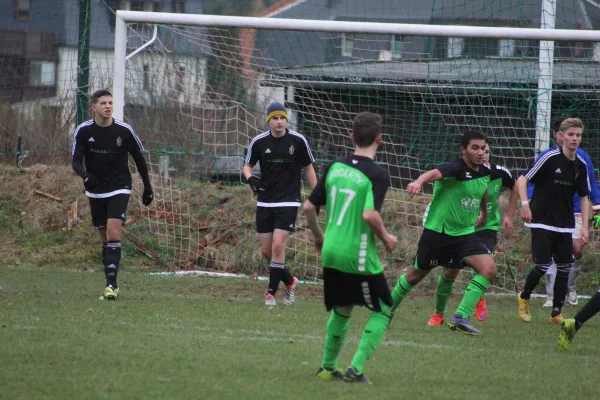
[113,4,600,157]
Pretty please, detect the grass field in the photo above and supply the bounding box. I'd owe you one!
[2,267,600,400]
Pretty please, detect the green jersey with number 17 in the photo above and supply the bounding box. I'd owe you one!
[307,155,390,275]
[423,159,490,236]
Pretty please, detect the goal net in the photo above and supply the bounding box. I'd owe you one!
[116,10,600,294]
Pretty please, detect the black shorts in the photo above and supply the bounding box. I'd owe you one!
[415,229,491,270]
[474,229,498,254]
[531,228,574,265]
[255,206,298,234]
[88,194,129,228]
[323,268,393,312]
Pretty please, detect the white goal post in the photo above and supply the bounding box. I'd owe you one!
[113,9,600,155]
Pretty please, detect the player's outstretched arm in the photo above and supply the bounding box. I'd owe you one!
[406,169,443,197]
[303,199,323,253]
[363,210,397,253]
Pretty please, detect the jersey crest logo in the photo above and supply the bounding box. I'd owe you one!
[265,148,271,153]
[352,159,358,164]
[465,172,472,179]
[116,137,122,146]
[289,145,294,155]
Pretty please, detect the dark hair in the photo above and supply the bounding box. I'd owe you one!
[91,89,112,104]
[552,116,568,132]
[460,130,487,148]
[352,112,382,147]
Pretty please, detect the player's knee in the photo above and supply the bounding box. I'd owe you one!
[405,267,427,285]
[556,263,571,278]
[442,268,460,280]
[478,259,496,280]
[271,241,286,257]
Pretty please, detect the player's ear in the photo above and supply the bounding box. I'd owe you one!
[350,132,356,145]
[375,134,383,145]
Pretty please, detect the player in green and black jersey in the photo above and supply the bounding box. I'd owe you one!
[390,131,496,336]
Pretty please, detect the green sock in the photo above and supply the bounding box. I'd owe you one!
[434,274,455,315]
[455,275,491,318]
[350,301,391,374]
[321,309,351,370]
[391,274,413,312]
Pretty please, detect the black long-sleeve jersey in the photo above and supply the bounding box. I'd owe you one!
[72,119,151,198]
[525,148,590,232]
[245,129,314,206]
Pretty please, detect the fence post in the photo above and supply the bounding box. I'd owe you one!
[15,136,22,167]
[76,0,92,126]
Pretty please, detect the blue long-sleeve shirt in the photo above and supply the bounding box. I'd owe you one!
[527,145,600,211]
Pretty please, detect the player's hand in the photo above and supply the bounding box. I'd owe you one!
[406,181,422,197]
[247,176,264,193]
[83,173,98,191]
[520,202,532,223]
[581,226,589,244]
[142,186,154,206]
[502,215,514,237]
[384,234,397,253]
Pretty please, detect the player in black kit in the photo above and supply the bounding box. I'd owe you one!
[72,89,154,300]
[243,102,317,306]
[516,118,590,323]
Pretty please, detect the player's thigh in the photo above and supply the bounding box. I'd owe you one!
[322,268,392,312]
[413,229,454,271]
[551,232,574,265]
[106,194,129,224]
[273,206,299,233]
[531,228,553,265]
[88,197,108,229]
[474,229,498,254]
[255,206,275,234]
[454,233,495,274]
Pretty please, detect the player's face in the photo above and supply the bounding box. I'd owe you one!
[92,96,113,119]
[268,115,287,135]
[560,127,583,151]
[462,139,486,166]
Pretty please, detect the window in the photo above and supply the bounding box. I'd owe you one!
[30,61,56,87]
[15,0,30,20]
[499,39,515,58]
[447,37,464,58]
[143,64,150,90]
[341,34,354,57]
[391,35,404,60]
[172,0,185,13]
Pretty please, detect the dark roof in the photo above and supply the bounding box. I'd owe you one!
[262,58,600,91]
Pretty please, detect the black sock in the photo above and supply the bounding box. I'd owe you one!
[574,290,600,331]
[281,265,293,286]
[267,263,285,295]
[101,243,107,265]
[551,264,570,316]
[521,264,548,300]
[105,241,121,288]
